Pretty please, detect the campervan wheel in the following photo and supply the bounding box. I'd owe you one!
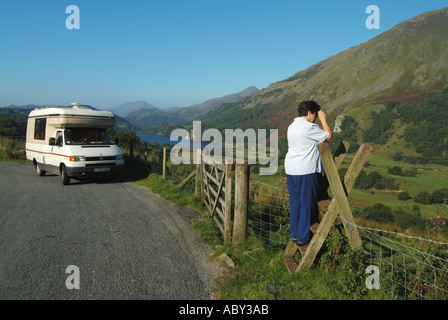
[61,165,70,185]
[34,161,45,176]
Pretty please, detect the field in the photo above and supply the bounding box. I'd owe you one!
[340,152,448,220]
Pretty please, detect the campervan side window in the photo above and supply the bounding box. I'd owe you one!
[34,118,46,140]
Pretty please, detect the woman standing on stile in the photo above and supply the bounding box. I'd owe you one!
[284,100,333,254]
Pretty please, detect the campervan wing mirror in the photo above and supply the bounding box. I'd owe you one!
[49,137,56,146]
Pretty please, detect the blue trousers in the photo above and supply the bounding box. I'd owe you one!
[286,173,319,243]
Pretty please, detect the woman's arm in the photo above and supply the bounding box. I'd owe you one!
[318,110,334,142]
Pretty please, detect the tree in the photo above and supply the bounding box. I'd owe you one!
[414,191,432,205]
[397,192,411,200]
[431,188,448,204]
[388,166,403,176]
[392,152,404,161]
[362,204,394,223]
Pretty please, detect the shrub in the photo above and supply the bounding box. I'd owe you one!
[414,191,433,205]
[431,188,448,204]
[395,212,426,230]
[338,249,370,298]
[388,166,403,176]
[362,203,394,223]
[397,192,411,200]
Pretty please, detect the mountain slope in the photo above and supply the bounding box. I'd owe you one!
[126,86,259,129]
[199,7,448,137]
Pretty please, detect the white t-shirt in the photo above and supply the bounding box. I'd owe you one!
[285,117,329,175]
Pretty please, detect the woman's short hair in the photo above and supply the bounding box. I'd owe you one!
[298,100,321,117]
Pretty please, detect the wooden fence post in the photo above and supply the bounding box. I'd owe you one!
[195,160,202,200]
[129,138,134,167]
[224,163,233,244]
[162,147,167,179]
[233,164,250,244]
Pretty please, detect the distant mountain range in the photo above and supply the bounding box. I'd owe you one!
[111,101,158,118]
[125,86,259,129]
[1,104,39,109]
[0,86,259,133]
[197,7,448,140]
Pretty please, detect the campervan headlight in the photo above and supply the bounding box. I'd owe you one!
[70,156,86,162]
[115,154,124,160]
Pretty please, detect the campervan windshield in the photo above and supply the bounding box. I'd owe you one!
[65,128,114,145]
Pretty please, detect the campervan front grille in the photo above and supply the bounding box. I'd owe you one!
[86,156,115,161]
[85,163,116,167]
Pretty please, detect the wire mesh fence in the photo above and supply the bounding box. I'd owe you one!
[248,178,290,250]
[343,217,448,300]
[134,144,196,194]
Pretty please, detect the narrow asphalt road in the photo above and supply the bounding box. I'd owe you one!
[0,161,221,300]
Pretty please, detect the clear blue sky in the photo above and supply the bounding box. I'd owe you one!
[0,0,446,110]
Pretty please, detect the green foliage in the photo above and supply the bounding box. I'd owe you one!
[363,103,397,145]
[392,152,404,161]
[338,249,370,298]
[396,91,448,165]
[355,170,399,190]
[0,116,27,136]
[361,203,394,223]
[362,90,448,165]
[414,191,433,205]
[414,188,448,205]
[319,231,372,298]
[319,231,348,274]
[394,209,426,230]
[431,188,448,203]
[397,191,411,200]
[198,98,269,131]
[331,116,360,154]
[388,166,417,177]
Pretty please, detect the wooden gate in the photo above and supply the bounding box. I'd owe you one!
[201,155,233,243]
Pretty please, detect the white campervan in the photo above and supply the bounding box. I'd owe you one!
[25,103,124,185]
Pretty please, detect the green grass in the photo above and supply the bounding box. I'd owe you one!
[0,137,26,162]
[134,173,206,216]
[212,237,389,300]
